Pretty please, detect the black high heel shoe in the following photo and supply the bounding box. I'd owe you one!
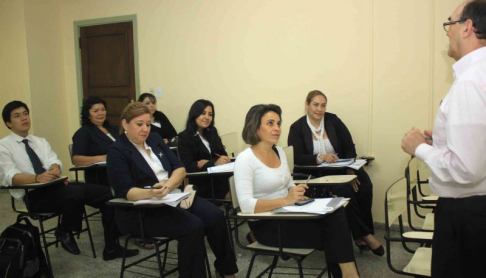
[355,243,370,254]
[371,245,385,256]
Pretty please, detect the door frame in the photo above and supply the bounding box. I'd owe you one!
[73,15,141,111]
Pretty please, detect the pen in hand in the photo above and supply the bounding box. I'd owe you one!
[305,174,312,185]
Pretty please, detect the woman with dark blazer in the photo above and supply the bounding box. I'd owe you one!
[107,102,238,278]
[178,99,232,200]
[138,93,177,143]
[288,90,383,256]
[72,96,119,185]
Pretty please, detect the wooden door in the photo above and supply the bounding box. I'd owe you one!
[80,22,136,127]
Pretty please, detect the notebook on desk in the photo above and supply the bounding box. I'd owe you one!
[23,176,69,186]
[133,192,190,207]
[273,197,345,215]
[207,162,235,174]
[319,159,354,167]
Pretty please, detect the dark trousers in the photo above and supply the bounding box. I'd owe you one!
[190,176,229,200]
[303,167,375,240]
[26,182,117,249]
[141,196,238,278]
[248,207,355,278]
[432,196,486,278]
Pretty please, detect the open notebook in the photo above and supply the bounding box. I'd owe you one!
[133,192,190,207]
[273,197,346,215]
[207,162,235,173]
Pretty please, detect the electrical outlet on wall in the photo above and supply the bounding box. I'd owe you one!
[157,87,163,98]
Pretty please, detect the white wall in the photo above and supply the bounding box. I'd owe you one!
[1,0,464,223]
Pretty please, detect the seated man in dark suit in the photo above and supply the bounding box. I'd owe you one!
[0,100,138,260]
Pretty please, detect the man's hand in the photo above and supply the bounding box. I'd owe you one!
[36,170,60,183]
[424,129,433,145]
[401,127,427,155]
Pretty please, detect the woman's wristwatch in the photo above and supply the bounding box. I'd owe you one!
[316,154,324,164]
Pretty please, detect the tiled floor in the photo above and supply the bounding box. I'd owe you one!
[0,189,417,277]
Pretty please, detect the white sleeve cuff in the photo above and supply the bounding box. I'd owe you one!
[415,143,433,162]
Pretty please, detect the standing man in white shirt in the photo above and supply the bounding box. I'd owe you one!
[0,100,138,261]
[401,1,486,277]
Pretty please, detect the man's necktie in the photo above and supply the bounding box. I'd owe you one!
[22,139,46,174]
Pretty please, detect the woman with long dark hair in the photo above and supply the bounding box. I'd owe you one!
[178,99,232,200]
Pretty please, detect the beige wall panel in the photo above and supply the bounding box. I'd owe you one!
[60,0,371,156]
[433,0,464,118]
[370,0,433,222]
[2,0,466,223]
[23,0,72,170]
[0,0,31,137]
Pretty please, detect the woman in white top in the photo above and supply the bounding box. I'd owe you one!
[288,90,383,255]
[234,104,359,278]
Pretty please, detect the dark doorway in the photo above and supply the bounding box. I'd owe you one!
[79,21,136,127]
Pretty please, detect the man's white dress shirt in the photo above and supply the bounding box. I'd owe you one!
[415,47,486,198]
[0,132,62,199]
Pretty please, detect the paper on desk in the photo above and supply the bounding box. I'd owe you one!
[347,159,367,170]
[273,197,345,214]
[319,159,354,168]
[133,192,190,207]
[207,162,235,173]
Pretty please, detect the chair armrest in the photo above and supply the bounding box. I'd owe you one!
[107,198,135,207]
[69,164,106,172]
[292,173,309,179]
[185,171,208,177]
[293,175,357,185]
[359,156,375,166]
[232,210,324,220]
[107,198,169,208]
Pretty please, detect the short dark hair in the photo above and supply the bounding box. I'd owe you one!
[80,96,109,126]
[460,0,486,40]
[242,104,282,146]
[2,101,29,129]
[185,99,215,135]
[138,93,156,104]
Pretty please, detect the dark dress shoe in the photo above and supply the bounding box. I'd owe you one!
[103,245,140,261]
[55,228,80,255]
[371,245,385,256]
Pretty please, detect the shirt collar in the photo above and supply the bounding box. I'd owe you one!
[9,131,32,143]
[453,46,486,79]
[129,139,151,151]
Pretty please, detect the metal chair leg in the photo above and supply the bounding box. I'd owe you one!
[38,217,55,278]
[82,208,97,258]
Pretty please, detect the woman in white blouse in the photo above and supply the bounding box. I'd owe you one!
[234,104,359,278]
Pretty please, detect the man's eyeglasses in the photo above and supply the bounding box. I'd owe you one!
[443,19,467,32]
